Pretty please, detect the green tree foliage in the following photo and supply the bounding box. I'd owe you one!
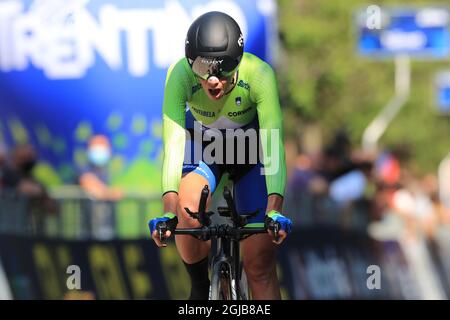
[278,0,450,173]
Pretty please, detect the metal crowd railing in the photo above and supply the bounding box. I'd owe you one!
[0,185,373,240]
[0,186,162,239]
[283,190,373,231]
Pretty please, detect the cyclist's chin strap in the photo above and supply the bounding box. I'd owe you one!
[231,71,238,85]
[223,71,238,95]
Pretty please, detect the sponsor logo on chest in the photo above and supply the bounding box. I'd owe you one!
[228,106,252,117]
[191,105,215,117]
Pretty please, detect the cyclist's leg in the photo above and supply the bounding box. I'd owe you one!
[177,109,222,299]
[176,162,220,300]
[176,164,218,263]
[176,170,212,300]
[234,163,281,300]
[178,109,220,264]
[241,231,280,299]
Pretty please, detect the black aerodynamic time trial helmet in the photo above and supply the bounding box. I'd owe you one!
[185,11,244,80]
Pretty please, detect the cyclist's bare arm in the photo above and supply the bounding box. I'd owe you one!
[251,58,289,245]
[163,191,178,214]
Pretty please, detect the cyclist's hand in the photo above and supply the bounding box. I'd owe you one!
[148,213,178,248]
[265,210,292,245]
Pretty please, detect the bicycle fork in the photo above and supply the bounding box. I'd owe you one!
[213,237,242,300]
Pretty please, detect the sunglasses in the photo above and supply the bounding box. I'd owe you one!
[191,56,240,80]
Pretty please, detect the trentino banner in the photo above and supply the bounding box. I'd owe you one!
[0,0,278,189]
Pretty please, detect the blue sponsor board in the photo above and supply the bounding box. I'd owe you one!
[356,6,450,58]
[0,0,277,187]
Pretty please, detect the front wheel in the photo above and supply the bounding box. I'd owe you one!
[209,261,233,300]
[209,261,249,300]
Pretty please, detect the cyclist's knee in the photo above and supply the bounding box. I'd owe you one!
[178,172,212,227]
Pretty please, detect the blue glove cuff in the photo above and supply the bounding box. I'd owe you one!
[148,212,177,234]
[266,210,293,234]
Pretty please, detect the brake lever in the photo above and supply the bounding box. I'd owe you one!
[268,221,280,242]
[157,222,168,245]
[273,223,280,242]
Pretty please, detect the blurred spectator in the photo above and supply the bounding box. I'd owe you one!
[375,151,401,186]
[419,174,442,238]
[329,166,367,205]
[1,144,57,213]
[3,144,39,194]
[78,135,123,201]
[316,145,352,183]
[369,169,443,240]
[390,172,447,299]
[317,129,355,182]
[285,130,450,243]
[333,160,376,229]
[284,150,322,225]
[288,152,317,195]
[284,129,378,227]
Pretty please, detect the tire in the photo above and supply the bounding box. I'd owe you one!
[238,263,250,300]
[209,261,233,300]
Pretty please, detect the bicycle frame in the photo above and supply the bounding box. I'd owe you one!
[173,224,266,300]
[171,185,267,300]
[211,230,241,299]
